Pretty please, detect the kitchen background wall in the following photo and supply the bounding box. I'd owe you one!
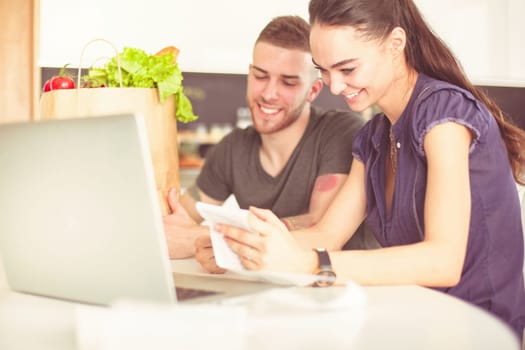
[39,0,525,84]
[39,0,525,132]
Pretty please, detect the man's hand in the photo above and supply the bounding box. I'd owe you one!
[195,234,226,274]
[163,188,207,259]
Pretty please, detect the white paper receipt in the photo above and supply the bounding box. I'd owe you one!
[195,202,252,271]
[195,202,321,287]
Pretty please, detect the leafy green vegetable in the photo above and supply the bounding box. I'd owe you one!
[83,47,198,123]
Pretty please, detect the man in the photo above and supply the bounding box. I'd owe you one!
[164,15,375,272]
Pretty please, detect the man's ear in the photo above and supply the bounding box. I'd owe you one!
[307,78,324,103]
[389,26,407,58]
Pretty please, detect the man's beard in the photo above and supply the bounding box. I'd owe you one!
[250,97,308,135]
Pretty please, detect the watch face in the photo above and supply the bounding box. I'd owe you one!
[315,270,336,287]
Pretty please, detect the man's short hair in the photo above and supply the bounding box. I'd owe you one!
[255,16,310,52]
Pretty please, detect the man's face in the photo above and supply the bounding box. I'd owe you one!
[246,42,316,135]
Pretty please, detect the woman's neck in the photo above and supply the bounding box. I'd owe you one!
[379,68,418,125]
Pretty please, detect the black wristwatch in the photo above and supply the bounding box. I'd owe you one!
[313,248,336,287]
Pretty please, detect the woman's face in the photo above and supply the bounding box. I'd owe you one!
[310,23,396,113]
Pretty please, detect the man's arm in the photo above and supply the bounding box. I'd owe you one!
[163,185,223,259]
[190,172,344,269]
[179,184,224,223]
[279,109,363,231]
[177,184,228,273]
[280,173,347,230]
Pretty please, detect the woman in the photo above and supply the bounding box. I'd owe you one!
[217,0,525,339]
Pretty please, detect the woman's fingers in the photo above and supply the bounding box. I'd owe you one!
[246,209,289,241]
[226,238,263,269]
[218,208,294,271]
[249,206,288,232]
[218,223,265,252]
[217,223,265,269]
[240,256,261,270]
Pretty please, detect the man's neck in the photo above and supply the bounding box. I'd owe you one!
[258,106,311,177]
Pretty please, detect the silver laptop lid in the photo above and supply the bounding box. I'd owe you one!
[0,114,175,305]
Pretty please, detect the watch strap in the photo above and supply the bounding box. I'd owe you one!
[315,248,332,270]
[313,248,336,287]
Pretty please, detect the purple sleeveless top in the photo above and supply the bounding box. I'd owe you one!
[352,73,525,339]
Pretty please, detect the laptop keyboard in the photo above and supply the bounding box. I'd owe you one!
[175,287,223,301]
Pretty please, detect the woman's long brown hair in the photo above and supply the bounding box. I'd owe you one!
[309,0,525,184]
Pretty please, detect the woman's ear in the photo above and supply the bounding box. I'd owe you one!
[389,26,407,58]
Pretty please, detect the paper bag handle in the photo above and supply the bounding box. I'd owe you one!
[78,38,123,88]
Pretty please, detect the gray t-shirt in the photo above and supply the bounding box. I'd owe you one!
[197,106,364,218]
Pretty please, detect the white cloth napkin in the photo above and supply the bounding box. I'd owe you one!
[76,301,246,350]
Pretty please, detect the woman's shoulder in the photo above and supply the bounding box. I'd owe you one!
[414,74,478,108]
[408,73,492,155]
[413,74,489,124]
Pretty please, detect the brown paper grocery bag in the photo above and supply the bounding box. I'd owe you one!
[39,87,180,216]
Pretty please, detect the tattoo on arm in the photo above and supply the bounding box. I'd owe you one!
[309,174,341,209]
[313,174,338,192]
[282,175,343,231]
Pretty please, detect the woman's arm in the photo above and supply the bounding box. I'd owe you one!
[219,158,368,272]
[280,173,348,231]
[292,159,368,250]
[327,122,472,286]
[221,122,472,288]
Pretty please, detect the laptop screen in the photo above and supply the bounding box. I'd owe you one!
[0,114,176,305]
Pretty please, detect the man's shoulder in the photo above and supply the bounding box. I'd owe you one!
[199,126,259,170]
[206,126,259,160]
[312,105,363,121]
[311,105,365,130]
[217,126,258,145]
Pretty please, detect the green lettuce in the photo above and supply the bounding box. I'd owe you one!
[83,47,197,123]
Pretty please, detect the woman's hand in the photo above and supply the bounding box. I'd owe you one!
[218,206,316,274]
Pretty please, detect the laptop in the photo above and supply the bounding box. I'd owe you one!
[0,113,217,305]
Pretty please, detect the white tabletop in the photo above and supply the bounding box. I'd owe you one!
[0,258,521,350]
